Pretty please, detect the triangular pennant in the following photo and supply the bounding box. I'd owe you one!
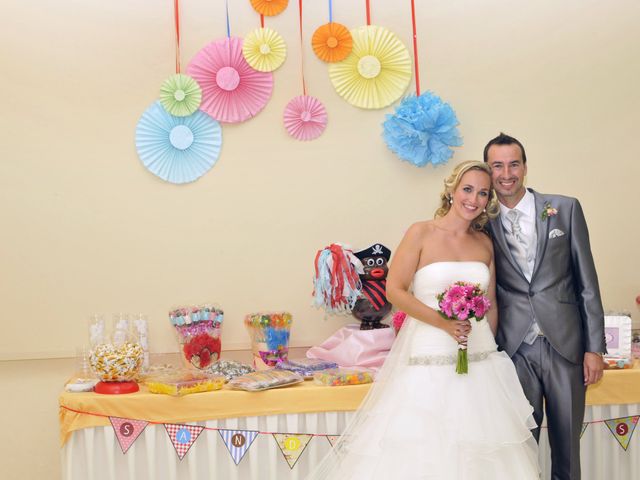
[605,416,639,451]
[109,417,148,454]
[273,433,313,469]
[580,422,588,439]
[218,429,259,465]
[326,435,340,447]
[164,423,204,460]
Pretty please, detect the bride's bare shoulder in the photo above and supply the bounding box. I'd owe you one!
[406,220,436,234]
[402,220,436,242]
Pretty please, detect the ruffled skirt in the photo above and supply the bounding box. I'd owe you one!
[307,348,540,479]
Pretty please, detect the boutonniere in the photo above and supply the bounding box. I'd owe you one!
[540,202,558,221]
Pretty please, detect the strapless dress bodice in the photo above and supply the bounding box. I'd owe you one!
[409,261,497,359]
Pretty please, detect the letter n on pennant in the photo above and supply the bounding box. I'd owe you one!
[218,429,259,465]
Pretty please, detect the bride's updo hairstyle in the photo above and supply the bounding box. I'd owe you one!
[434,161,499,230]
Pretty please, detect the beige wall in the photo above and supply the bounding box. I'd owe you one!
[1,0,639,477]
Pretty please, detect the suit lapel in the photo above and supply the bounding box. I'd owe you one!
[489,214,529,282]
[531,189,550,281]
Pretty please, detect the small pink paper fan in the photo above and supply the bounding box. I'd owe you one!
[283,95,327,141]
[187,37,273,123]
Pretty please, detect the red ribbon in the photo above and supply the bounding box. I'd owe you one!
[298,0,307,95]
[365,0,371,25]
[410,0,420,95]
[174,0,181,73]
[260,14,264,28]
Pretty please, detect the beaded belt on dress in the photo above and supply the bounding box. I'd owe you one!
[408,350,494,366]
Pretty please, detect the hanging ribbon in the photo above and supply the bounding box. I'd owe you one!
[260,14,264,28]
[225,0,231,38]
[329,0,333,23]
[298,0,307,95]
[410,0,421,95]
[174,0,181,73]
[365,0,371,26]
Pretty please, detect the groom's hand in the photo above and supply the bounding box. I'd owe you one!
[583,352,605,385]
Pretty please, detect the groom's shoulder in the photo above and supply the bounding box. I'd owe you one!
[531,189,579,206]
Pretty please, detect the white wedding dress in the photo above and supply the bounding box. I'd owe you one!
[307,262,540,480]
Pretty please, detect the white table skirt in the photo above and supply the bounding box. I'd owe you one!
[62,405,639,480]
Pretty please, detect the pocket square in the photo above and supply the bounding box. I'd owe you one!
[549,229,565,239]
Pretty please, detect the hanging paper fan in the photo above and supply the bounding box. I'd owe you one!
[311,22,352,63]
[135,101,222,184]
[329,25,411,109]
[382,92,462,167]
[159,74,202,117]
[242,27,287,72]
[283,95,327,141]
[250,0,288,17]
[187,37,273,123]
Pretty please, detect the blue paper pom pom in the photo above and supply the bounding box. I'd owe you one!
[382,91,462,167]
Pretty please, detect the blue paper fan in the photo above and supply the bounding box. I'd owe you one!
[135,101,222,184]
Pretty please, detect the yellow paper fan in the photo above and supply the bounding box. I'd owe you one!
[242,27,287,72]
[329,25,412,110]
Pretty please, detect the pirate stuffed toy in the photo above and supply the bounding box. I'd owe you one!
[351,244,392,330]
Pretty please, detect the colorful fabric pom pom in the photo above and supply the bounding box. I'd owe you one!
[312,244,363,315]
[382,91,462,167]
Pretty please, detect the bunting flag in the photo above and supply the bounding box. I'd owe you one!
[326,435,340,447]
[605,416,639,451]
[164,423,205,460]
[219,429,259,465]
[62,405,640,464]
[273,433,313,469]
[109,417,148,454]
[580,422,588,439]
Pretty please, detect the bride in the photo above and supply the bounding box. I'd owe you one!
[307,161,540,479]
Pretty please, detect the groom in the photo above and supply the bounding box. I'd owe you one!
[484,133,605,480]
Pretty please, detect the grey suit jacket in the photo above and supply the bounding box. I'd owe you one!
[488,189,606,364]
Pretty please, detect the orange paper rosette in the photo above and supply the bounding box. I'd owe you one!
[250,0,288,17]
[312,22,353,63]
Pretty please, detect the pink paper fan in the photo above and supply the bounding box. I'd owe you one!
[283,95,328,141]
[187,37,273,123]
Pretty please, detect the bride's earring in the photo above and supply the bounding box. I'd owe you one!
[449,196,453,205]
[483,208,486,213]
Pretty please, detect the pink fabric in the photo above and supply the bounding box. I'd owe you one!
[306,324,395,371]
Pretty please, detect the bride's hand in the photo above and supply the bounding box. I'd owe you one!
[442,319,471,343]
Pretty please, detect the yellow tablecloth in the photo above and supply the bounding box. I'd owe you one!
[59,361,640,446]
[585,360,640,405]
[59,381,369,446]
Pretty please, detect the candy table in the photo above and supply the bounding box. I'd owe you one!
[60,362,640,480]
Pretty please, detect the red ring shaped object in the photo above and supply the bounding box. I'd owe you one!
[94,381,140,395]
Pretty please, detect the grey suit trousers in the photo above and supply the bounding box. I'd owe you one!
[512,337,586,480]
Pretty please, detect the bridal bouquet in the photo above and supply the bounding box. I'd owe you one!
[437,282,491,374]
